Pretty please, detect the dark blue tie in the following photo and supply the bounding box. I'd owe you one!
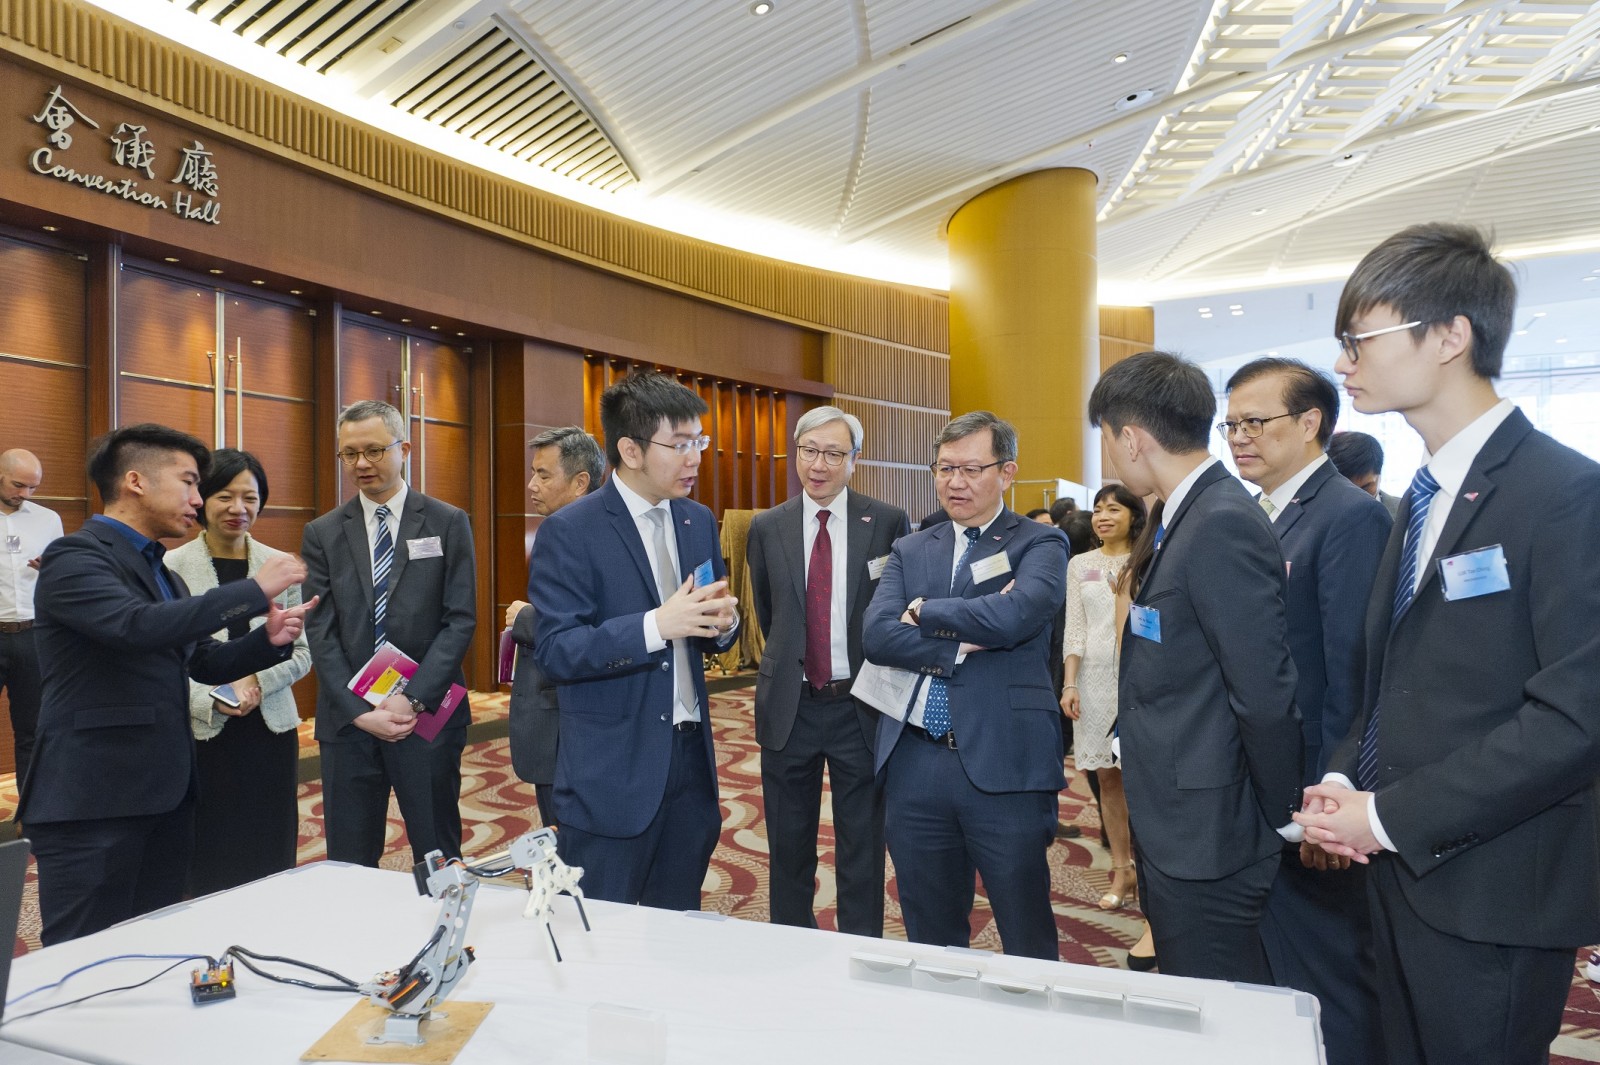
[1357,465,1442,790]
[922,526,981,740]
[372,504,394,650]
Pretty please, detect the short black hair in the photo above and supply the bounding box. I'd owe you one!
[599,372,709,467]
[1087,351,1214,453]
[1062,513,1094,556]
[1025,507,1051,520]
[88,423,211,504]
[529,426,606,492]
[1225,357,1341,448]
[1092,482,1148,546]
[1327,431,1384,480]
[1335,223,1516,379]
[196,449,269,526]
[1049,498,1079,524]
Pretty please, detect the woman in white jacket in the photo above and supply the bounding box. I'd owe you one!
[166,449,312,894]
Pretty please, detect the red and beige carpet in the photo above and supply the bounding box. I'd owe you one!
[6,685,1600,1062]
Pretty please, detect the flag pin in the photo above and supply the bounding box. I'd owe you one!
[993,535,1002,540]
[1464,491,1479,501]
[862,515,872,522]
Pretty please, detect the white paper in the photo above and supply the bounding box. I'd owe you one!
[851,660,919,720]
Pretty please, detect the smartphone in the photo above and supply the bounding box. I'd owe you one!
[209,683,242,708]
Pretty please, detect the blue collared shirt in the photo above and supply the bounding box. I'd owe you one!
[92,515,176,601]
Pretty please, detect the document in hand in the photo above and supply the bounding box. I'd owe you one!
[347,641,467,742]
[851,660,919,721]
[498,626,517,685]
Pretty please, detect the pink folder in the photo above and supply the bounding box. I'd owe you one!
[347,641,466,742]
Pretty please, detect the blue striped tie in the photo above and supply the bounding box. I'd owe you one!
[1356,466,1441,790]
[372,504,394,650]
[922,526,981,740]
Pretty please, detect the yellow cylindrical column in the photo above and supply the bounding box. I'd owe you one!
[947,168,1099,496]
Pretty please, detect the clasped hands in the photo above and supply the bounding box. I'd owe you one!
[1294,782,1382,866]
[657,577,738,641]
[899,579,1015,656]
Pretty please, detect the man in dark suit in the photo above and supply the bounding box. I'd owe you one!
[21,424,311,944]
[1327,430,1402,518]
[505,426,605,828]
[747,405,909,936]
[531,372,740,908]
[302,400,477,867]
[1225,357,1391,1065]
[862,412,1068,959]
[1299,223,1600,1065]
[1088,351,1304,983]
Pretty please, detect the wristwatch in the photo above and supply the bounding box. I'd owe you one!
[906,597,926,624]
[406,696,428,716]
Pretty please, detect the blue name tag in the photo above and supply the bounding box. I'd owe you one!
[692,558,716,588]
[1438,544,1510,601]
[1129,603,1161,643]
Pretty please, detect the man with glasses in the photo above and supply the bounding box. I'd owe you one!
[1297,224,1600,1065]
[862,412,1068,959]
[530,372,739,908]
[1223,358,1390,1065]
[302,399,478,867]
[746,406,909,936]
[1089,351,1304,982]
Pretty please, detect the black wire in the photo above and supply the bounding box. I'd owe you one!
[1,957,207,1024]
[223,945,362,993]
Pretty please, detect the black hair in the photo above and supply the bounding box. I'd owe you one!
[599,372,709,467]
[1335,223,1515,379]
[1225,357,1341,448]
[196,449,269,527]
[1119,499,1165,601]
[87,423,211,504]
[1049,498,1079,524]
[1091,483,1148,547]
[1061,513,1094,557]
[1326,431,1385,479]
[1025,507,1051,520]
[1087,351,1214,453]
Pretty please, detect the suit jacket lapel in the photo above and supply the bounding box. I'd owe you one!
[924,520,952,597]
[778,497,808,610]
[1140,462,1227,596]
[341,497,375,610]
[90,521,163,602]
[602,480,658,600]
[1412,411,1528,604]
[1272,460,1336,541]
[386,491,426,593]
[670,498,698,589]
[846,492,874,617]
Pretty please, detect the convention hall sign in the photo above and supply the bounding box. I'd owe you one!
[25,84,223,225]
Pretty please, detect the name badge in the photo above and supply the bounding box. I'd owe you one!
[406,536,443,559]
[4,534,19,554]
[1438,544,1510,602]
[1129,604,1161,643]
[969,552,1012,584]
[692,558,716,588]
[1083,567,1102,583]
[868,554,889,581]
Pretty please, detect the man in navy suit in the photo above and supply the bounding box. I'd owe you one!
[21,424,313,944]
[862,411,1068,959]
[1225,358,1391,1065]
[531,372,739,909]
[1299,224,1600,1065]
[1089,352,1304,982]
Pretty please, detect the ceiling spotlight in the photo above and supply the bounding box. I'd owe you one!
[1112,52,1129,64]
[1533,311,1547,318]
[1197,307,1211,314]
[455,331,466,337]
[164,256,180,263]
[1199,312,1213,319]
[1113,89,1157,111]
[250,279,265,285]
[208,269,224,275]
[1229,304,1242,310]
[401,318,412,324]
[42,225,59,232]
[289,289,303,295]
[1230,309,1244,316]
[1516,330,1528,336]
[370,310,382,316]
[750,1,773,14]
[1332,150,1367,168]
[429,325,439,331]
[1250,207,1267,216]
[1555,337,1568,344]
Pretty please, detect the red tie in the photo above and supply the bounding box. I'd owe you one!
[805,511,833,689]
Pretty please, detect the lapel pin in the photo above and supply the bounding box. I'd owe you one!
[683,518,691,525]
[862,515,871,522]
[1464,491,1479,501]
[992,534,1002,541]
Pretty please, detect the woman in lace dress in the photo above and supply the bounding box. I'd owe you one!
[1062,484,1146,912]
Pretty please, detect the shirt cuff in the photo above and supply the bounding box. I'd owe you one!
[954,649,969,665]
[643,609,667,653]
[1318,772,1396,852]
[1277,821,1305,844]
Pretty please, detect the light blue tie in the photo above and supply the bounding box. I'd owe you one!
[1357,465,1441,790]
[922,526,981,740]
[372,504,394,650]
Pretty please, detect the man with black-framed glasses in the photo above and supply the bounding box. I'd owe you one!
[530,371,740,908]
[747,406,909,937]
[302,399,478,868]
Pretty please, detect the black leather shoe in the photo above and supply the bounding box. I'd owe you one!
[1055,822,1081,839]
[1126,948,1158,972]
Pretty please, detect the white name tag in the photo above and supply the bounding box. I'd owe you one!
[969,551,1012,584]
[868,554,890,581]
[406,535,444,559]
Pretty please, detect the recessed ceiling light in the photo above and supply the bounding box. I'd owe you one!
[1250,207,1267,216]
[1584,276,1597,282]
[42,225,59,232]
[1555,337,1568,344]
[1516,330,1528,336]
[1197,307,1211,314]
[429,325,439,331]
[208,269,224,275]
[164,256,180,263]
[289,289,303,295]
[1230,309,1244,316]
[1199,312,1213,319]
[1112,89,1157,112]
[1229,304,1242,310]
[370,310,382,316]
[250,279,265,285]
[1533,311,1547,318]
[455,331,466,337]
[1112,52,1129,64]
[1332,151,1367,168]
[401,318,412,324]
[749,1,773,14]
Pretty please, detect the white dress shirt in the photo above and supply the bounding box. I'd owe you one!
[907,503,1003,729]
[0,500,64,621]
[357,483,408,559]
[1261,453,1329,522]
[802,488,851,682]
[1161,456,1218,528]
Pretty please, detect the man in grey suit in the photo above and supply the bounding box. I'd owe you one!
[1225,358,1391,1065]
[747,406,909,936]
[1089,351,1304,982]
[505,427,605,829]
[302,400,477,866]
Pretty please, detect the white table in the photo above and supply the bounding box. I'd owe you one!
[0,863,1325,1064]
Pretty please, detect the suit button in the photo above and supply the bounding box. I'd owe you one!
[660,661,669,671]
[659,714,667,722]
[1432,846,1445,858]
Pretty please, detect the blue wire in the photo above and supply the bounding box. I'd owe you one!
[5,953,212,1009]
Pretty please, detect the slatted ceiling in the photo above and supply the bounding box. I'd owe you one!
[865,0,992,53]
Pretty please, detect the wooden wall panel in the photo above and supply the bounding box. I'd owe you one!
[0,233,86,368]
[118,270,218,389]
[418,422,470,514]
[0,360,88,509]
[117,378,214,445]
[338,321,405,415]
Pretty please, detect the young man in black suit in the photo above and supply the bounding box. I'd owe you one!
[1225,358,1391,1065]
[746,405,908,937]
[1088,352,1304,982]
[21,425,313,944]
[1299,223,1600,1065]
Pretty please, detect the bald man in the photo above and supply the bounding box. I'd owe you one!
[0,449,64,793]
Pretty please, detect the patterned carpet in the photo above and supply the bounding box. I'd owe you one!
[7,685,1600,1062]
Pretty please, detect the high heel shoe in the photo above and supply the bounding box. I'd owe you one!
[1098,862,1136,910]
[1126,927,1157,972]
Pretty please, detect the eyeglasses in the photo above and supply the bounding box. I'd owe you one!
[336,441,402,466]
[1338,320,1423,363]
[1216,410,1309,440]
[930,460,1004,481]
[635,434,712,457]
[796,445,857,467]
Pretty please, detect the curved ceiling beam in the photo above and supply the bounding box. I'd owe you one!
[837,0,1516,244]
[641,0,1046,197]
